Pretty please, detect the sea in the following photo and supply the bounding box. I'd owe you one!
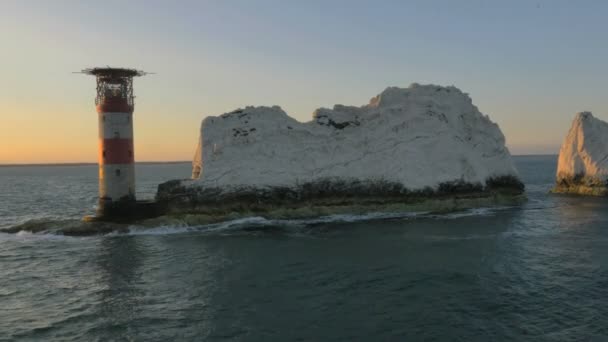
[1,155,608,341]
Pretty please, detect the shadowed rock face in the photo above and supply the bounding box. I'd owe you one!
[554,112,608,196]
[156,176,524,218]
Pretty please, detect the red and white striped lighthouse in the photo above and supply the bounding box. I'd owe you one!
[82,67,147,217]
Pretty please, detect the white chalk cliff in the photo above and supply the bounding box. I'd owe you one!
[188,83,518,191]
[555,112,608,195]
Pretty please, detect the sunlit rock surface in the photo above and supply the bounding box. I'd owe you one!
[554,112,608,196]
[157,84,524,218]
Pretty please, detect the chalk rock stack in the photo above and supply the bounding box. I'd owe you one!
[157,83,524,218]
[554,112,608,196]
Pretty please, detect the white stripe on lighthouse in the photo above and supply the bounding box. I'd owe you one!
[98,112,134,139]
[99,164,136,201]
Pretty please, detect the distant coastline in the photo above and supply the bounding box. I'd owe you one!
[0,161,191,168]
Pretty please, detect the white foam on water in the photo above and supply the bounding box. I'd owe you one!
[122,216,275,236]
[2,206,512,238]
[120,211,431,237]
[421,233,498,241]
[298,211,426,224]
[435,208,495,219]
[0,230,72,242]
[431,206,514,220]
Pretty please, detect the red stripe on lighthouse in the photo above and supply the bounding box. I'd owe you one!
[96,98,134,113]
[100,139,134,164]
[97,103,134,113]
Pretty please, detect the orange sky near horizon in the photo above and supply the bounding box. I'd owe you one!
[2,1,607,164]
[0,101,199,164]
[0,96,567,164]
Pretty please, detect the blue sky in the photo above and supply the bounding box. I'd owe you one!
[1,0,607,162]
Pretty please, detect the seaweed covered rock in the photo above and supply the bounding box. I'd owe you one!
[159,83,524,218]
[554,112,608,196]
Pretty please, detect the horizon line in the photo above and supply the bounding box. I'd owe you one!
[0,154,557,167]
[0,161,191,167]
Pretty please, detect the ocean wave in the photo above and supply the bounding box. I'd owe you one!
[1,218,83,234]
[121,212,427,237]
[428,206,515,219]
[0,229,77,242]
[121,216,275,236]
[0,206,517,238]
[420,233,498,241]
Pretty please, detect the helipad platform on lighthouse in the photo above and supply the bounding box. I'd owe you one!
[81,67,147,77]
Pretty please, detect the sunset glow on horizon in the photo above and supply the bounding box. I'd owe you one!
[2,0,608,164]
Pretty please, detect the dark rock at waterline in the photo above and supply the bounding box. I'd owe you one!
[0,176,524,237]
[155,176,525,217]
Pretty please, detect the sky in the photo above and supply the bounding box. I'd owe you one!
[1,0,607,163]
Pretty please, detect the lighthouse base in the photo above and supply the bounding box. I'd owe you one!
[85,198,166,223]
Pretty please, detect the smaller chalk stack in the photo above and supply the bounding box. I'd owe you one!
[554,112,608,196]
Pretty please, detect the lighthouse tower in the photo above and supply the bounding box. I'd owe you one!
[82,67,147,218]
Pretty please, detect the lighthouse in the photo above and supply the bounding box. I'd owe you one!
[81,67,147,218]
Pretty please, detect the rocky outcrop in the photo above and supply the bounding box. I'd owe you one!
[158,83,524,219]
[554,112,608,196]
